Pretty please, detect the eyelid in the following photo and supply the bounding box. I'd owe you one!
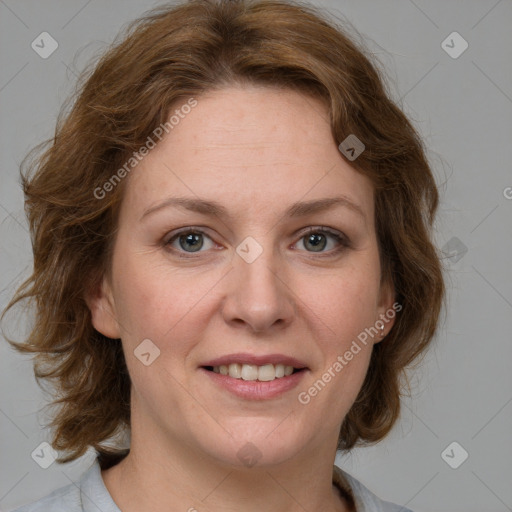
[297,226,349,244]
[163,225,350,258]
[163,226,220,255]
[293,226,351,255]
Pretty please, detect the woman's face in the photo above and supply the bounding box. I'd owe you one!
[89,84,395,468]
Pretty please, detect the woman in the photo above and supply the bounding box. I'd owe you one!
[3,0,445,510]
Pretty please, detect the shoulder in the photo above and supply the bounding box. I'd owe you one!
[10,459,120,512]
[10,481,81,512]
[333,465,414,512]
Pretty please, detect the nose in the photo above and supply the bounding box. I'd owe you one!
[221,244,296,334]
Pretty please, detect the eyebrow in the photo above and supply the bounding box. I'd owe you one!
[140,195,367,222]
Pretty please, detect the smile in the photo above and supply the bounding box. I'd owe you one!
[206,363,300,381]
[200,353,309,399]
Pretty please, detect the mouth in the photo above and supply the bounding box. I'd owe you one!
[199,353,309,399]
[202,363,306,382]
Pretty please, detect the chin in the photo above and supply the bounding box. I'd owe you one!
[192,417,311,469]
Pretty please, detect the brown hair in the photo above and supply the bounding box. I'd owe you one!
[1,0,445,467]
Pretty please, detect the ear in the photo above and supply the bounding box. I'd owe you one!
[85,274,121,339]
[374,277,398,343]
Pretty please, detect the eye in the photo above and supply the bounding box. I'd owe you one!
[164,228,216,257]
[294,227,350,256]
[163,226,350,259]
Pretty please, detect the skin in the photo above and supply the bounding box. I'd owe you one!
[87,84,396,512]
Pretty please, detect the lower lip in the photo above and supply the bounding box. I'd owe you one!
[200,368,307,400]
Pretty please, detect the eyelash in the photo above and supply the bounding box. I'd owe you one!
[163,226,350,259]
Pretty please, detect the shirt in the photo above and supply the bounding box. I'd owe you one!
[12,459,413,512]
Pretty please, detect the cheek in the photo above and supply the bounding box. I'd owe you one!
[303,277,376,415]
[298,257,381,409]
[304,266,381,342]
[112,253,218,351]
[114,262,214,405]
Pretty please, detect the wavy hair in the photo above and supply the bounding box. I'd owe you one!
[1,0,445,468]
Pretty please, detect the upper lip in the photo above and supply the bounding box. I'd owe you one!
[201,353,308,369]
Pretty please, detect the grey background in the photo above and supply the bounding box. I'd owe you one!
[1,1,511,511]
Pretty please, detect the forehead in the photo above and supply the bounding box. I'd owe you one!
[119,85,374,226]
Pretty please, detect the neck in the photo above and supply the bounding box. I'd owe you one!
[101,422,349,512]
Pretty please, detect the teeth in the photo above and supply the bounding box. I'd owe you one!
[241,364,258,380]
[228,363,242,378]
[212,363,297,381]
[257,364,275,381]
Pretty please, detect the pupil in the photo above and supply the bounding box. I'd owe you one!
[306,233,326,252]
[180,233,203,252]
[177,233,327,253]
